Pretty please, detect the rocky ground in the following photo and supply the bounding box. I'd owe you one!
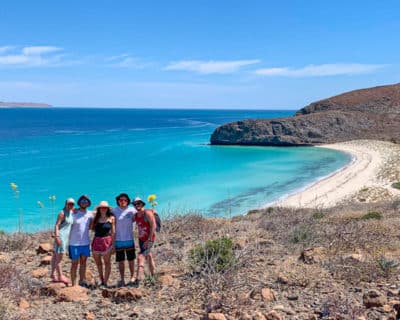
[2,198,400,319]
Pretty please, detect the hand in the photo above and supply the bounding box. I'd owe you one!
[55,237,62,247]
[144,241,153,249]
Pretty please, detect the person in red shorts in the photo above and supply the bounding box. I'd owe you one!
[90,201,115,289]
[132,197,156,287]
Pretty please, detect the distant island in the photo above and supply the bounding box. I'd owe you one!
[0,101,52,108]
[210,83,400,146]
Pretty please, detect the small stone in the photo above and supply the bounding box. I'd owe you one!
[277,275,288,284]
[382,304,392,312]
[19,298,30,310]
[261,288,276,302]
[300,247,326,264]
[36,243,53,254]
[264,310,282,320]
[208,313,227,320]
[0,253,10,263]
[363,290,387,308]
[253,311,266,320]
[286,294,298,301]
[84,312,96,320]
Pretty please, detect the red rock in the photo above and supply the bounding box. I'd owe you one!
[363,290,387,308]
[84,312,96,320]
[40,282,66,296]
[102,288,142,302]
[261,288,276,302]
[159,274,177,286]
[36,243,53,254]
[56,286,89,302]
[31,268,48,278]
[19,298,30,310]
[40,255,52,266]
[208,313,227,320]
[265,310,282,320]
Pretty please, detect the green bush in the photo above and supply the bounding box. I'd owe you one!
[0,230,5,235]
[189,237,235,273]
[377,256,397,278]
[360,211,382,221]
[392,182,400,190]
[312,212,325,220]
[291,225,311,244]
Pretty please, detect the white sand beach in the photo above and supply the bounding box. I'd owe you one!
[276,140,400,208]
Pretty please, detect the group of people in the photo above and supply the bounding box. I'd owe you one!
[50,193,157,289]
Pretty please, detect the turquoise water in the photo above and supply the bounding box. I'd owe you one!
[0,108,351,232]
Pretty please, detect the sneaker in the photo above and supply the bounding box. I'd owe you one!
[132,279,141,288]
[78,281,90,289]
[99,283,108,290]
[117,280,125,288]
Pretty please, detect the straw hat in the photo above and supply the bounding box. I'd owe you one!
[98,200,110,208]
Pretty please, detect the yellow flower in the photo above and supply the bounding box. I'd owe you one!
[147,194,157,202]
[10,182,18,191]
[49,195,56,202]
[152,201,158,207]
[37,201,44,208]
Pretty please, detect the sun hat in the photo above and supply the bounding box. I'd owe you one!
[66,198,75,204]
[132,197,145,206]
[98,200,110,208]
[115,193,131,205]
[77,195,91,206]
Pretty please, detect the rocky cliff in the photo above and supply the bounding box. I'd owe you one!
[210,83,400,146]
[0,101,52,107]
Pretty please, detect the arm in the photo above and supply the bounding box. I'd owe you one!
[111,216,116,245]
[54,211,65,246]
[145,210,156,242]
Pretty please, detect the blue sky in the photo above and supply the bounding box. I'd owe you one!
[0,0,399,109]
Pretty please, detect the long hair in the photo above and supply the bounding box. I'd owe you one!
[93,207,113,227]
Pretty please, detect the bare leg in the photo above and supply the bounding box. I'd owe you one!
[146,253,155,276]
[50,252,57,280]
[70,260,79,286]
[103,251,112,285]
[93,253,104,284]
[79,255,87,283]
[136,254,145,281]
[128,258,136,282]
[118,261,125,284]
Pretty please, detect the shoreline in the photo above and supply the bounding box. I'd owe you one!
[273,139,400,208]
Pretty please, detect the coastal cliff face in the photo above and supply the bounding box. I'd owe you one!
[211,83,400,146]
[0,101,52,107]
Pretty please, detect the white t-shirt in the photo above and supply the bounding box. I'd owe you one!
[69,210,93,246]
[113,206,136,242]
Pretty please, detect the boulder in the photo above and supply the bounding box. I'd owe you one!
[300,247,326,264]
[102,288,142,302]
[56,286,89,302]
[84,312,96,320]
[40,255,52,266]
[31,268,48,278]
[40,282,66,296]
[261,288,276,302]
[208,313,227,320]
[36,243,53,254]
[363,290,387,308]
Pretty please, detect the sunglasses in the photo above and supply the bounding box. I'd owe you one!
[67,203,74,206]
[118,198,129,202]
[133,202,143,206]
[79,199,89,204]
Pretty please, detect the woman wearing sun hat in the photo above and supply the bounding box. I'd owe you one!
[69,195,94,287]
[50,197,75,285]
[90,201,115,288]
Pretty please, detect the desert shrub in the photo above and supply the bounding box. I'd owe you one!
[392,182,400,189]
[291,225,312,244]
[0,233,32,252]
[360,211,382,221]
[266,207,274,213]
[312,211,325,220]
[0,230,5,235]
[377,256,398,278]
[189,237,235,273]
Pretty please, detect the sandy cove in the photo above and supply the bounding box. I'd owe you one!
[276,139,400,208]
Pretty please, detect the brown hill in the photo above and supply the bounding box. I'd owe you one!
[211,83,400,146]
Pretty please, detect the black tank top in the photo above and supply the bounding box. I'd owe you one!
[94,221,112,237]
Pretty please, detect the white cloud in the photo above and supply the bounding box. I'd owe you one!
[254,63,386,77]
[0,45,64,67]
[165,59,261,74]
[105,54,151,68]
[22,46,61,56]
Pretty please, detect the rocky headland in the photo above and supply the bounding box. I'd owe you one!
[210,83,400,146]
[0,101,52,108]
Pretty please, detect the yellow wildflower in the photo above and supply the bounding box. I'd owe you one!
[147,194,157,202]
[152,201,158,207]
[10,182,18,190]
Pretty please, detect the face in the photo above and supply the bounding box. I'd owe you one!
[133,202,143,210]
[118,197,129,207]
[66,202,74,209]
[79,199,90,208]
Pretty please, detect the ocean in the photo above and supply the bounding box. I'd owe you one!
[0,108,351,232]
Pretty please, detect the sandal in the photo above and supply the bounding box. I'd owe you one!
[51,275,59,283]
[59,275,70,286]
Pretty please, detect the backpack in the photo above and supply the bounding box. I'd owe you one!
[144,209,161,232]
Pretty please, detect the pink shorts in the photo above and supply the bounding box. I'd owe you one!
[92,236,113,255]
